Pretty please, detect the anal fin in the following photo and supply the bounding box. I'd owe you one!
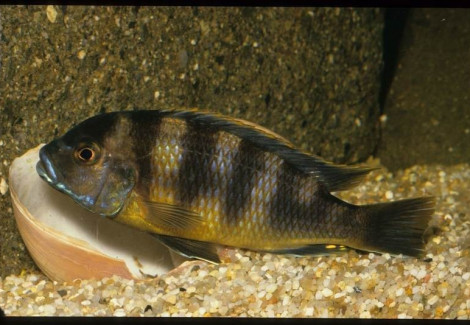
[152,234,221,264]
[263,244,349,257]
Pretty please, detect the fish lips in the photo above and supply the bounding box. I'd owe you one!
[36,148,79,203]
[36,146,61,187]
[36,160,55,185]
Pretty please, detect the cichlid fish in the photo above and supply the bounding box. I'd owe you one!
[36,109,435,263]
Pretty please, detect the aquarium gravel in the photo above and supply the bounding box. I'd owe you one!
[1,162,469,318]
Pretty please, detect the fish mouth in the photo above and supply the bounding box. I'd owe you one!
[36,151,73,198]
[36,147,59,185]
[36,160,53,183]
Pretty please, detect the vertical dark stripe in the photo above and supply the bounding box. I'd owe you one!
[63,111,120,145]
[129,111,163,199]
[223,140,265,226]
[176,122,217,207]
[268,162,312,233]
[269,161,352,239]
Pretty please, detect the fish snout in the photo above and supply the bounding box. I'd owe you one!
[36,146,59,184]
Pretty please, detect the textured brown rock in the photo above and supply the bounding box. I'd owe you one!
[378,8,470,171]
[0,6,383,276]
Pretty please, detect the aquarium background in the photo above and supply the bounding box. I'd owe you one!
[0,7,384,276]
[0,7,469,318]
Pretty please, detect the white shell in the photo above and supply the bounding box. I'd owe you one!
[9,144,179,282]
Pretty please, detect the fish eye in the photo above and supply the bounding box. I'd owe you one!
[78,147,94,161]
[74,143,100,164]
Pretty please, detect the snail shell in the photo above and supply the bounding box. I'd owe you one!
[9,145,179,282]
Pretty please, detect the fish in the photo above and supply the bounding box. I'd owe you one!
[36,109,435,263]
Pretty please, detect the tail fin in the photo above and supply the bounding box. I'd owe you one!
[362,197,435,257]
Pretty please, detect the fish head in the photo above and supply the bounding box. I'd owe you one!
[36,114,136,217]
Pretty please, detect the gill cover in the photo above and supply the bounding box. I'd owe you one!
[90,160,135,216]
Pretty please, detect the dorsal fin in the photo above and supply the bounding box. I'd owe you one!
[158,109,375,191]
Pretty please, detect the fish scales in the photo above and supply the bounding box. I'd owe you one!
[116,114,367,249]
[36,109,435,262]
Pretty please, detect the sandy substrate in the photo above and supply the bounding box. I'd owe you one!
[1,163,469,318]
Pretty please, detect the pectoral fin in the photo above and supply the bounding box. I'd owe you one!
[142,200,205,231]
[152,234,221,264]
